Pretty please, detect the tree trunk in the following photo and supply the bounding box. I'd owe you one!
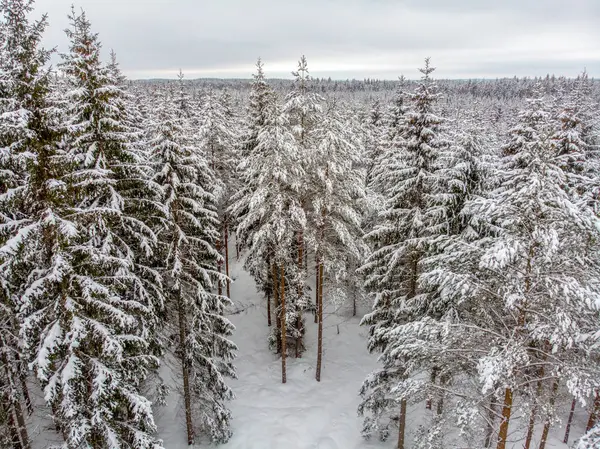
[9,333,32,417]
[177,294,194,446]
[523,406,536,449]
[296,232,303,358]
[314,254,319,324]
[426,367,438,410]
[563,398,576,444]
[280,266,287,384]
[538,379,559,449]
[524,375,545,449]
[316,260,324,382]
[273,264,281,354]
[586,390,600,432]
[217,239,222,297]
[484,396,497,448]
[224,222,230,299]
[267,290,272,327]
[500,245,534,449]
[436,373,447,416]
[397,398,407,449]
[0,337,30,449]
[0,362,23,449]
[496,387,513,449]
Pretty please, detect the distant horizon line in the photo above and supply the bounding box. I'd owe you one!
[129,75,595,82]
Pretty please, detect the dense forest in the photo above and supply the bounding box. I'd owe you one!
[1,1,600,448]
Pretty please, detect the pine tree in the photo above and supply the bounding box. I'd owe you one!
[283,55,324,357]
[197,88,238,299]
[309,105,367,381]
[230,58,276,325]
[358,59,450,448]
[423,84,600,449]
[150,90,236,444]
[232,101,305,382]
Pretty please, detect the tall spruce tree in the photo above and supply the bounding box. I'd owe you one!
[358,59,450,448]
[0,1,54,446]
[150,90,236,444]
[10,9,164,447]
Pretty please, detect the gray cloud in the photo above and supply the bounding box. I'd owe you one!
[39,0,600,79]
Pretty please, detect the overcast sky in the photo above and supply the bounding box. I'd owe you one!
[39,0,600,80]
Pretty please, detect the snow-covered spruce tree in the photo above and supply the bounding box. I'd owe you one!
[197,87,239,299]
[367,76,407,191]
[282,55,324,356]
[358,59,450,448]
[10,9,164,448]
[231,101,305,383]
[307,104,367,382]
[552,71,599,198]
[230,58,277,326]
[578,423,600,449]
[150,91,236,444]
[0,1,53,445]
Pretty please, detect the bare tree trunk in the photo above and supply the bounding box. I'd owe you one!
[524,377,544,449]
[280,266,287,384]
[563,398,577,444]
[316,260,324,382]
[267,262,272,327]
[1,337,30,449]
[296,232,303,358]
[426,367,438,410]
[217,239,222,297]
[484,396,497,448]
[586,390,600,432]
[273,264,281,354]
[499,245,534,449]
[524,406,536,449]
[314,253,319,324]
[538,379,559,449]
[224,222,230,299]
[177,293,194,445]
[397,398,407,449]
[436,374,447,416]
[7,325,32,417]
[8,411,23,449]
[496,387,513,449]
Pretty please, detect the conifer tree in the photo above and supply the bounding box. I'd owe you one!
[232,101,305,382]
[423,84,600,449]
[231,58,276,324]
[8,9,164,447]
[358,59,450,448]
[309,106,367,381]
[150,91,236,444]
[283,55,324,356]
[198,88,238,298]
[0,1,55,446]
